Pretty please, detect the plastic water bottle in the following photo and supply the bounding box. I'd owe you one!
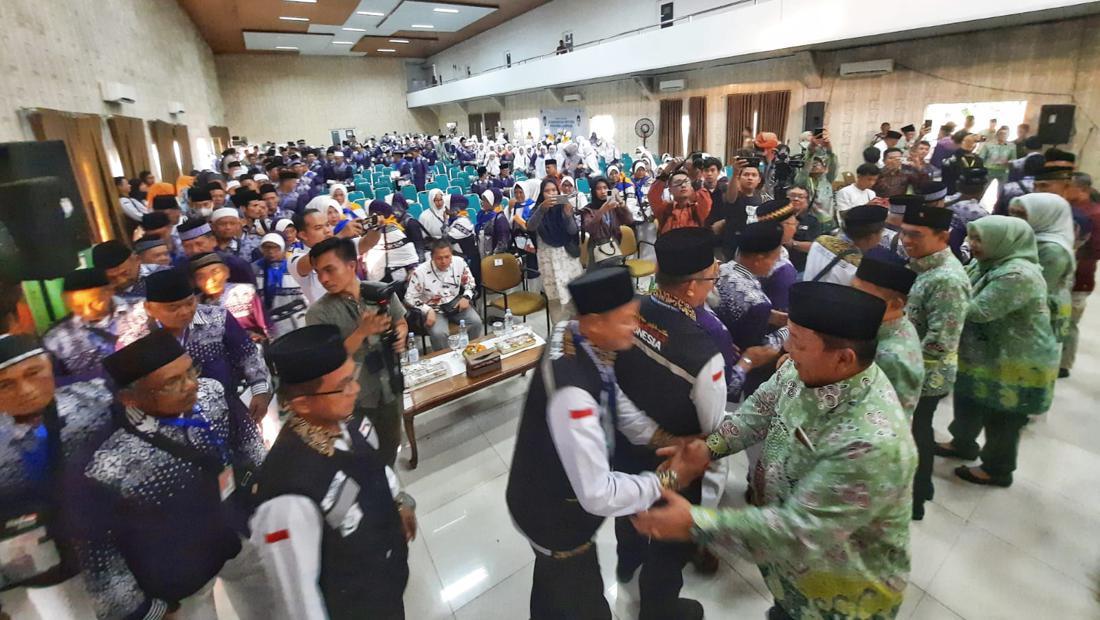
[504,309,514,333]
[405,334,418,365]
[458,320,470,348]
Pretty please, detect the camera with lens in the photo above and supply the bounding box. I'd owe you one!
[360,281,404,394]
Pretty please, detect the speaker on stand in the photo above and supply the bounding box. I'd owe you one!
[1037,104,1075,145]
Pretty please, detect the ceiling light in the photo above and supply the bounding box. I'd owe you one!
[275,46,299,50]
[378,48,397,52]
[342,27,367,31]
[357,11,384,16]
[433,7,460,13]
[411,24,434,28]
[389,39,410,43]
[279,16,309,21]
[333,41,355,45]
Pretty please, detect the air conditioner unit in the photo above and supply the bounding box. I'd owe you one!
[99,80,136,104]
[562,93,583,103]
[168,102,186,115]
[838,59,894,78]
[658,79,686,92]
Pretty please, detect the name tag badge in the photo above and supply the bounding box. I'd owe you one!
[0,519,60,588]
[493,258,504,266]
[219,465,236,501]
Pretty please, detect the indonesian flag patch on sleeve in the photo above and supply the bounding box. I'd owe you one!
[569,408,594,420]
[712,370,724,382]
[265,529,290,544]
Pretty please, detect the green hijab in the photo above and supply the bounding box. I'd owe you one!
[968,215,1038,275]
[1010,193,1075,256]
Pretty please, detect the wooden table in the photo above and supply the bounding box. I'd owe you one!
[402,337,544,469]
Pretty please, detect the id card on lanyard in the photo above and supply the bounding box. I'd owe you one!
[135,409,236,502]
[0,513,61,589]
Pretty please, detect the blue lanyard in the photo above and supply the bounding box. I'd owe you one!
[20,424,51,484]
[158,407,229,466]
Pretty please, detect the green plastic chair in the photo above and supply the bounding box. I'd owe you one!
[401,185,417,201]
[373,164,384,172]
[576,178,591,194]
[375,187,392,200]
[417,191,431,210]
[447,186,464,195]
[347,191,366,203]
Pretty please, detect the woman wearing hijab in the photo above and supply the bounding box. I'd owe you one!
[330,183,364,219]
[477,187,512,256]
[936,216,1058,487]
[1008,193,1076,343]
[419,188,450,241]
[559,176,589,209]
[390,194,428,259]
[526,178,583,323]
[578,177,632,267]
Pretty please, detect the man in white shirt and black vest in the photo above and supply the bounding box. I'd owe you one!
[251,325,416,619]
[613,228,727,620]
[505,266,697,620]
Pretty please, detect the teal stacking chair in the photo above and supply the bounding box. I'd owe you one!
[347,191,366,203]
[576,177,590,194]
[374,187,392,200]
[401,185,417,201]
[447,186,464,195]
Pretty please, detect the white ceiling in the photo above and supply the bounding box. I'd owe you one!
[243,0,497,55]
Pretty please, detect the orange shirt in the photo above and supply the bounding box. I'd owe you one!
[648,179,712,234]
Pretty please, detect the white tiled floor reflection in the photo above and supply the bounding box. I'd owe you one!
[218,302,1100,618]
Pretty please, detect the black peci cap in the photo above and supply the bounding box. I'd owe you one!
[855,256,918,295]
[902,203,953,231]
[63,267,109,292]
[568,267,636,315]
[92,240,133,270]
[789,281,885,341]
[268,325,348,385]
[737,221,784,253]
[145,268,194,303]
[656,228,716,276]
[103,329,187,387]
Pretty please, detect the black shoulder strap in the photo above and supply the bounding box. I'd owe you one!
[120,419,221,475]
[812,248,861,282]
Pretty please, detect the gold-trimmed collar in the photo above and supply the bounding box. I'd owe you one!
[288,415,343,457]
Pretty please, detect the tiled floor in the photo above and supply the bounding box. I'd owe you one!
[224,301,1100,619]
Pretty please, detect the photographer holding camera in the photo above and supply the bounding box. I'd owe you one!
[304,236,408,466]
[405,240,483,351]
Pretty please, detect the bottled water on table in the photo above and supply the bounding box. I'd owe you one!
[504,309,514,333]
[458,320,470,348]
[405,334,419,365]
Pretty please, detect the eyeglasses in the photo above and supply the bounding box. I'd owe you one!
[669,178,692,188]
[154,365,201,395]
[298,370,359,398]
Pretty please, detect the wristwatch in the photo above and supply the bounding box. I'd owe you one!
[656,468,679,491]
[394,491,416,511]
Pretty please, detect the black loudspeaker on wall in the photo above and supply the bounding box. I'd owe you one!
[0,140,86,281]
[804,101,826,132]
[1037,104,1075,145]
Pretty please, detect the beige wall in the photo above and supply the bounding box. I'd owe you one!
[216,55,438,146]
[437,16,1100,177]
[0,0,224,169]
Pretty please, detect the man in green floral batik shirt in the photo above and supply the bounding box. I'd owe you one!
[899,202,970,520]
[851,257,925,418]
[633,281,917,620]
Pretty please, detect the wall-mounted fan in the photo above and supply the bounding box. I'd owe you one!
[635,118,654,147]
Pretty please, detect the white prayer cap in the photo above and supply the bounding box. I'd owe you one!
[275,219,294,233]
[226,180,241,190]
[260,233,285,250]
[211,207,239,222]
[254,173,270,182]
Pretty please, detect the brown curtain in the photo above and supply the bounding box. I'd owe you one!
[687,96,707,153]
[725,94,755,162]
[757,90,791,143]
[27,110,125,242]
[658,99,683,156]
[107,115,151,180]
[172,124,193,174]
[148,120,180,183]
[209,126,231,154]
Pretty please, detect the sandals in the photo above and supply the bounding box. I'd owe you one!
[934,442,977,460]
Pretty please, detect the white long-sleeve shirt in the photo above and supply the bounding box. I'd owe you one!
[404,256,476,314]
[249,421,401,620]
[119,196,148,222]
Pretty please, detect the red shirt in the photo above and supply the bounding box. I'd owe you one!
[1071,199,1100,292]
[648,179,712,234]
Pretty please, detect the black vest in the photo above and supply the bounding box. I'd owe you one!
[255,423,407,620]
[506,336,606,551]
[615,296,715,503]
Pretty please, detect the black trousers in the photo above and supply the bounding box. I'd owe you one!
[767,603,795,620]
[911,394,942,508]
[949,395,1030,477]
[530,544,612,620]
[614,517,693,619]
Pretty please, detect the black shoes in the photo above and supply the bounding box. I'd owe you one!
[934,443,977,460]
[1058,368,1070,378]
[640,598,704,620]
[954,466,1012,487]
[690,547,720,575]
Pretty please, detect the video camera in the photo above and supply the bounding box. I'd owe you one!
[360,281,404,395]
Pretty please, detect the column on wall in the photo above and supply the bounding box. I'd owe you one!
[659,98,684,156]
[687,96,707,153]
[27,109,125,243]
[106,115,151,180]
[148,120,180,183]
